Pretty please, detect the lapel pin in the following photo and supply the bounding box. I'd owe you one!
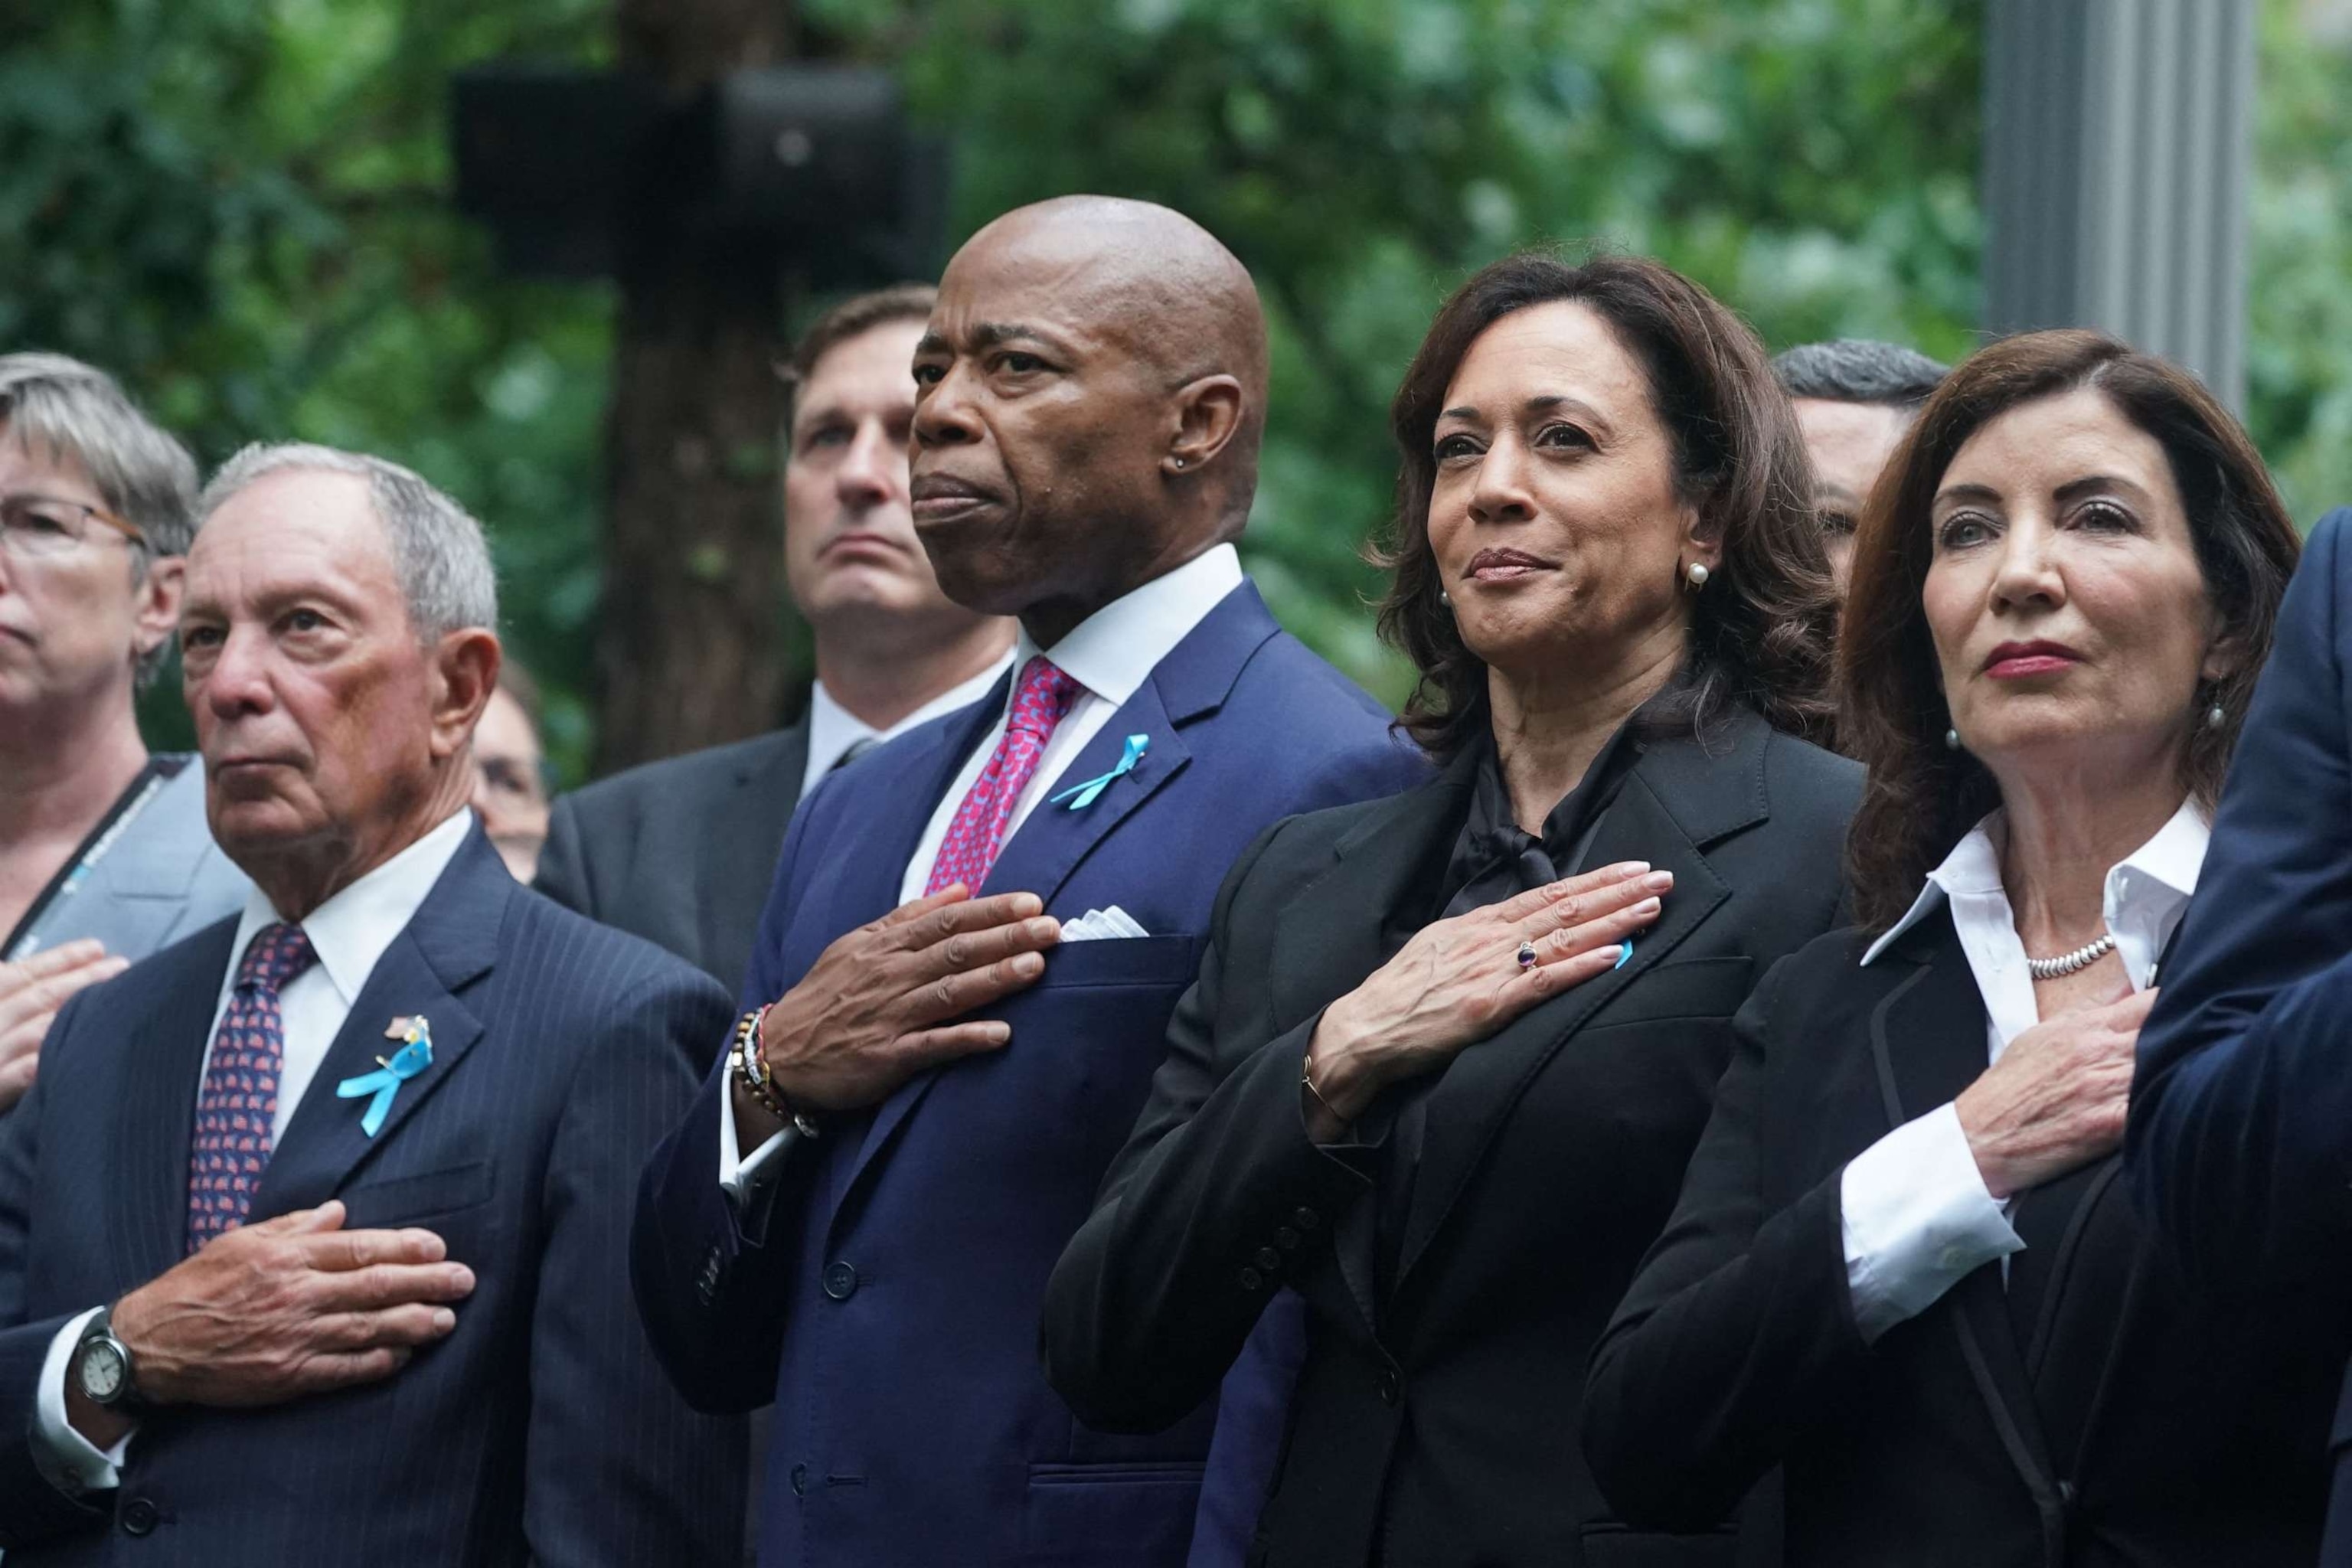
[1050,733,1150,812]
[336,1016,436,1138]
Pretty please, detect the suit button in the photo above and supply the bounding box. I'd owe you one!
[789,1464,808,1497]
[1292,1207,1320,1231]
[120,1497,159,1535]
[1275,1228,1300,1250]
[1256,1246,1282,1269]
[1377,1370,1400,1406]
[1239,1267,1263,1290]
[822,1262,860,1301]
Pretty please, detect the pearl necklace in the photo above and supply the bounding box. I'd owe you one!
[2027,931,2116,982]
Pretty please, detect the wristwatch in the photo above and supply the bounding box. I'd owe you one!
[73,1305,152,1418]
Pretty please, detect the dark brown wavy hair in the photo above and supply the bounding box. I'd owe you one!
[1840,328,2302,931]
[1374,251,1838,760]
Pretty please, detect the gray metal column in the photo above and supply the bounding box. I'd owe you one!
[1981,0,2256,410]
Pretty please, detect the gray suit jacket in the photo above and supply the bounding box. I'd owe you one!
[532,723,808,995]
[8,758,247,965]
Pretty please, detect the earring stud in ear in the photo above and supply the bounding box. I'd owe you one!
[1944,727,1961,752]
[1439,589,1452,607]
[2207,702,2226,729]
[1171,456,1185,469]
[1684,561,1709,590]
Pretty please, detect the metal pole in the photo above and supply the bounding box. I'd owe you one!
[1981,0,2255,410]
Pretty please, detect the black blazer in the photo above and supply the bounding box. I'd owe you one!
[0,828,744,1564]
[1042,708,1860,1568]
[1584,910,2339,1567]
[534,722,809,992]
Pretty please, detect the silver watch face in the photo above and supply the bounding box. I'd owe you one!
[78,1340,126,1402]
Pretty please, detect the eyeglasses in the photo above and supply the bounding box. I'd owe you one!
[0,493,149,561]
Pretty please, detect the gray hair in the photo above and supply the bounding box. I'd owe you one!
[1772,338,1949,411]
[0,354,202,684]
[198,443,498,640]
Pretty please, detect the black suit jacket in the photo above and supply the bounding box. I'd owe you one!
[0,829,746,1565]
[535,723,809,991]
[1043,708,1860,1568]
[1584,911,2338,1567]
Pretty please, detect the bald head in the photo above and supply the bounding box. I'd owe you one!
[910,198,1270,644]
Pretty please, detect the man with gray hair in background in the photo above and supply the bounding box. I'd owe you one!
[0,354,247,1113]
[0,442,744,1563]
[1772,338,1949,594]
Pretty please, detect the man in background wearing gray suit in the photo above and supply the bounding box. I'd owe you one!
[534,285,1014,993]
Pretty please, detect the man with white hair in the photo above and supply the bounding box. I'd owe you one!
[0,444,744,1563]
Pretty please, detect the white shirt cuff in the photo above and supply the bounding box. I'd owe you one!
[35,1308,132,1493]
[1839,1103,2023,1344]
[717,1086,792,1206]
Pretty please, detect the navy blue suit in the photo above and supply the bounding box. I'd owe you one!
[0,828,746,1565]
[633,583,1426,1566]
[2130,507,2352,1560]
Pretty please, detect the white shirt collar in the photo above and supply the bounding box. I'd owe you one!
[1010,543,1244,706]
[802,655,1014,787]
[1860,798,2210,968]
[221,808,475,1010]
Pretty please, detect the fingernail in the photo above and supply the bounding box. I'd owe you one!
[985,1022,1011,1044]
[1028,918,1060,941]
[432,1308,457,1333]
[1642,871,1674,891]
[1632,897,1661,916]
[1618,862,1652,878]
[1014,894,1042,916]
[450,1266,476,1293]
[1013,952,1044,977]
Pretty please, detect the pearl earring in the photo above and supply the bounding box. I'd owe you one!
[1171,456,1185,469]
[1439,589,1452,606]
[2207,702,2225,729]
[1944,727,1961,752]
[1684,561,1710,590]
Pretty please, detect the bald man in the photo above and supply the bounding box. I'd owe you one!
[633,198,1427,1567]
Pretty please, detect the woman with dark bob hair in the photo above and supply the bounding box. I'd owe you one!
[1585,328,2328,1566]
[1042,251,1863,1566]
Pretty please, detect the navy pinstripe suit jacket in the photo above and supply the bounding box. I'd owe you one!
[0,827,746,1565]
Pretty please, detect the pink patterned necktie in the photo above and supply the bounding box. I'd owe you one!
[926,655,1083,896]
[188,922,315,1253]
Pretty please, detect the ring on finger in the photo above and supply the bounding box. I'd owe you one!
[1517,939,1538,969]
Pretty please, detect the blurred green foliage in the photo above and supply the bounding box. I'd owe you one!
[4,0,2342,779]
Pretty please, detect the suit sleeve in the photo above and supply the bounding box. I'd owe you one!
[529,969,746,1567]
[2128,508,2352,1298]
[1041,819,1374,1434]
[631,787,829,1413]
[530,792,596,917]
[0,991,113,1550]
[1582,956,1870,1531]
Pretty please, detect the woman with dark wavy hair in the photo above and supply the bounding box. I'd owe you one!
[1586,329,2326,1566]
[1043,251,1861,1566]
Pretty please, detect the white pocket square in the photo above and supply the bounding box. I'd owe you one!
[1059,906,1150,942]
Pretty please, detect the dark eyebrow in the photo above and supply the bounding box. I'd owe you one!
[1437,394,1611,428]
[914,322,1068,358]
[1932,482,2002,508]
[2054,474,2145,505]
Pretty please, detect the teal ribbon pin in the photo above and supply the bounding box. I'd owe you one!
[1049,733,1149,811]
[338,1016,434,1138]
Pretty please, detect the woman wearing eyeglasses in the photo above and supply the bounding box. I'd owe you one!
[0,354,246,1112]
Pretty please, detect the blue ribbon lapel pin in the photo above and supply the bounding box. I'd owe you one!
[338,1015,435,1138]
[1050,733,1150,812]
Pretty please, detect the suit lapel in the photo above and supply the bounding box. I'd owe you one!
[1390,765,1731,1292]
[248,838,504,1220]
[1867,916,2063,1522]
[828,587,1276,1235]
[112,920,238,1279]
[698,722,808,991]
[1268,756,1479,1339]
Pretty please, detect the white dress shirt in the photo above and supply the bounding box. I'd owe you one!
[721,544,1248,1196]
[1838,800,2208,1342]
[799,658,1015,797]
[34,808,474,1494]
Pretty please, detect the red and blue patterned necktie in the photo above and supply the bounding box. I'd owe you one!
[187,922,316,1253]
[925,655,1082,896]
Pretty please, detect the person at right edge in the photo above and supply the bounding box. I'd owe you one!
[1585,329,2329,1565]
[1040,250,1860,1568]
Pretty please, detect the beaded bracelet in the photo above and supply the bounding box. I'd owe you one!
[731,1008,822,1138]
